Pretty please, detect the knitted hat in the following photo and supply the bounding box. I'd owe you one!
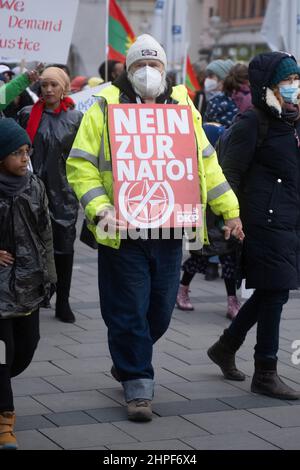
[269,57,300,86]
[0,118,31,161]
[126,34,167,70]
[206,59,235,81]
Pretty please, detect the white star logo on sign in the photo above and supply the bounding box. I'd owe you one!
[119,180,174,228]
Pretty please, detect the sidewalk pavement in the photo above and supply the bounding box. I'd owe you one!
[13,228,300,450]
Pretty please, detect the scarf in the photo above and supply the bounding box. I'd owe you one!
[0,171,29,197]
[26,96,75,142]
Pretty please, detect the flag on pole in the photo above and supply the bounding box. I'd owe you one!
[185,55,200,100]
[108,0,135,63]
[261,0,300,59]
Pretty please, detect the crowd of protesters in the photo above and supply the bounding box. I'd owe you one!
[0,37,300,450]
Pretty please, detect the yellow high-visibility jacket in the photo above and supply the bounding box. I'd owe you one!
[67,84,240,249]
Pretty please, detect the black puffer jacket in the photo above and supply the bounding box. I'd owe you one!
[222,52,300,290]
[19,107,82,254]
[0,174,56,317]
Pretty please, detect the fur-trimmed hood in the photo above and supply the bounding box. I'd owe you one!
[249,51,298,117]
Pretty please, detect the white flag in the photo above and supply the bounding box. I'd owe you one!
[151,0,187,74]
[262,0,300,59]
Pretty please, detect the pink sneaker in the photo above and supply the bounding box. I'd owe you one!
[227,296,241,320]
[176,285,194,311]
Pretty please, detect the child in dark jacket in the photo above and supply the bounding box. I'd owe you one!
[0,118,56,450]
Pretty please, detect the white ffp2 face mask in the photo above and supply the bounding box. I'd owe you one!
[204,77,219,93]
[131,66,164,98]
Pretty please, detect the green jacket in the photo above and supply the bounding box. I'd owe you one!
[0,74,30,111]
[67,84,240,249]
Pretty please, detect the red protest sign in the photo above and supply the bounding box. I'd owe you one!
[108,104,202,229]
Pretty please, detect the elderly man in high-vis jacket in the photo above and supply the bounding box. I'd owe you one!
[67,35,244,422]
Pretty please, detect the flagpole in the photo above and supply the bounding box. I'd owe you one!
[105,0,110,82]
[182,44,188,85]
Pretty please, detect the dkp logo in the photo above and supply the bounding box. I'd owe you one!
[0,340,6,365]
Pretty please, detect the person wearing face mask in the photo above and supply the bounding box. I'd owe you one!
[18,67,83,324]
[207,52,300,400]
[66,34,244,422]
[204,59,238,127]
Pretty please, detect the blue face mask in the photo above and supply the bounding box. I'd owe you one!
[279,82,300,104]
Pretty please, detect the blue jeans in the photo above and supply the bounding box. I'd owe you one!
[227,289,290,359]
[98,238,182,402]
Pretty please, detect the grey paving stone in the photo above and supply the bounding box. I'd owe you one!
[40,334,78,346]
[99,387,125,405]
[151,367,188,385]
[253,427,300,450]
[113,416,209,442]
[86,407,128,422]
[162,364,229,382]
[167,350,217,365]
[72,319,105,331]
[249,405,300,428]
[218,395,291,410]
[45,372,117,392]
[40,423,137,449]
[59,342,110,358]
[182,409,280,434]
[32,345,76,362]
[63,330,108,343]
[108,439,194,450]
[16,430,62,450]
[20,361,68,378]
[153,398,233,417]
[72,446,107,450]
[51,357,112,374]
[14,397,52,416]
[33,390,120,412]
[182,432,279,450]
[152,352,191,368]
[45,411,98,427]
[12,377,60,396]
[163,381,250,400]
[70,301,101,310]
[15,415,56,431]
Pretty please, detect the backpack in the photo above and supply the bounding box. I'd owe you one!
[215,107,270,166]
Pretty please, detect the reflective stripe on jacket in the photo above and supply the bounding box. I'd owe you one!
[67,84,239,249]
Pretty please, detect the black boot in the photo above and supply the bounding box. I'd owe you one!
[207,330,246,381]
[205,262,219,281]
[54,253,76,324]
[251,357,299,400]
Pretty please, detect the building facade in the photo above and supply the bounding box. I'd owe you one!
[214,0,269,60]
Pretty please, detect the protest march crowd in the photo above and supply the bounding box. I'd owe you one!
[1,15,300,450]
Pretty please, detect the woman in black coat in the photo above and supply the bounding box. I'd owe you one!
[207,51,300,400]
[19,67,82,324]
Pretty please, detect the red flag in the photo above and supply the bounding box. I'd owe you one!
[185,55,200,100]
[108,0,136,63]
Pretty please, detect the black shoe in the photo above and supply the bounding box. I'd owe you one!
[207,338,245,381]
[205,263,219,281]
[251,358,299,400]
[55,299,76,324]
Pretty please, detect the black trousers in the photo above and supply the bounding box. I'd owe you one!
[0,310,40,412]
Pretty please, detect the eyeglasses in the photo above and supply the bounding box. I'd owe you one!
[10,148,33,158]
